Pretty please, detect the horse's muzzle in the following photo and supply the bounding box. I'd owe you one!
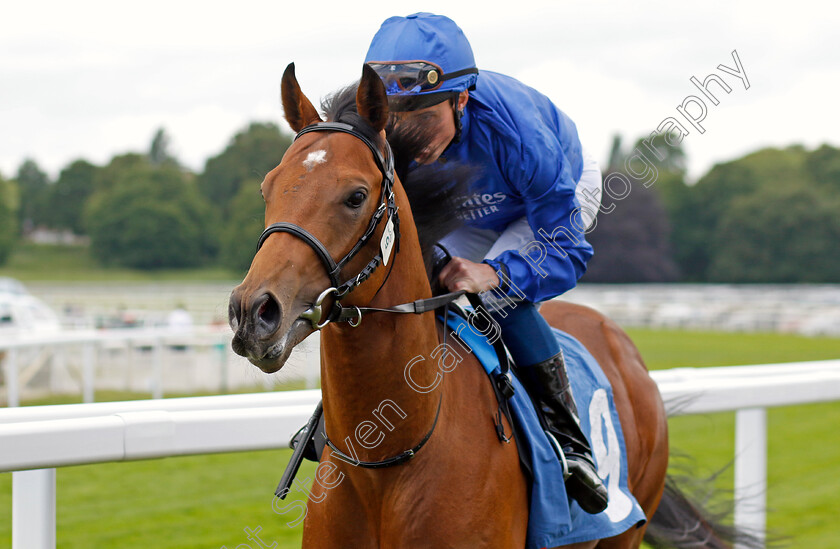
[229,290,283,357]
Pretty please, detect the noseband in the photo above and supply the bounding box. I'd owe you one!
[256,114,400,328]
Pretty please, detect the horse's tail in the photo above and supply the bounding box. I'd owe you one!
[643,474,766,549]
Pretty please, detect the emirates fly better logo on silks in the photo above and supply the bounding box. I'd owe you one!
[456,192,507,221]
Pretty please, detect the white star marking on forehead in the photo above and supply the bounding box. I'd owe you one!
[303,150,327,172]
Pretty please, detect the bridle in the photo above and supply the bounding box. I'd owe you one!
[256,113,398,330]
[258,112,457,473]
[256,112,463,330]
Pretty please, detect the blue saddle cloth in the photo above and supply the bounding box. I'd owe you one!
[442,311,646,548]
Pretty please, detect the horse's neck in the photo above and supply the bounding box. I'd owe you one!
[319,231,441,461]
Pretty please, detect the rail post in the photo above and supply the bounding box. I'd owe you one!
[152,337,163,399]
[5,348,19,407]
[82,343,95,403]
[12,468,56,549]
[734,407,767,548]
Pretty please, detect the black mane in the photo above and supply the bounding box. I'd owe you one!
[321,84,473,285]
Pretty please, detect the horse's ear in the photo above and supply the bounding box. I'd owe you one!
[357,64,389,133]
[281,63,322,132]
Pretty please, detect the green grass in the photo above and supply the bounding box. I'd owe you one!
[0,450,314,549]
[0,243,241,282]
[2,329,839,548]
[633,329,840,548]
[626,328,840,369]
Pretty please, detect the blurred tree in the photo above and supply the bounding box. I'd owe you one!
[85,161,218,269]
[15,158,51,232]
[0,174,17,264]
[666,146,817,281]
[732,145,808,186]
[94,153,148,193]
[709,186,840,282]
[606,134,623,172]
[581,133,682,282]
[583,176,679,283]
[198,122,292,217]
[49,159,98,234]
[805,144,840,194]
[666,161,759,280]
[632,133,687,176]
[149,127,178,167]
[219,179,265,274]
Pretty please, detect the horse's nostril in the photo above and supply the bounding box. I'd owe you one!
[252,293,281,337]
[228,292,243,330]
[258,296,280,326]
[228,302,239,328]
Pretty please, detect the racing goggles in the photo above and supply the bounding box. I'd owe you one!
[367,61,478,95]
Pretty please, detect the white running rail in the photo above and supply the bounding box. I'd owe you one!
[2,361,840,549]
[0,327,320,404]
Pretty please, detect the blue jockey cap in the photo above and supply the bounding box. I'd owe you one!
[365,13,478,108]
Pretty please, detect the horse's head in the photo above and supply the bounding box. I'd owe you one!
[228,63,392,372]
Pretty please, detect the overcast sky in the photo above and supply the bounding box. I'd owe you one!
[2,0,837,182]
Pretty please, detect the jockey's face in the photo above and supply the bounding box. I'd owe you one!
[394,91,469,165]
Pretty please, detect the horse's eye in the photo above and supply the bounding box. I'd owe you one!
[345,190,367,209]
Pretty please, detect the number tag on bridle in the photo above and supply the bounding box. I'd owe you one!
[380,216,396,266]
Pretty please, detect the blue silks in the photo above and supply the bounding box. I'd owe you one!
[491,301,561,366]
[442,311,646,548]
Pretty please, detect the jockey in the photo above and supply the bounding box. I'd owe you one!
[365,13,608,514]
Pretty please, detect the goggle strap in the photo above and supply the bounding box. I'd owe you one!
[439,67,479,83]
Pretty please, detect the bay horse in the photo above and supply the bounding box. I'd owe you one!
[229,63,743,548]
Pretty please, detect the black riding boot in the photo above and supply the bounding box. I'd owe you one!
[518,351,609,514]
